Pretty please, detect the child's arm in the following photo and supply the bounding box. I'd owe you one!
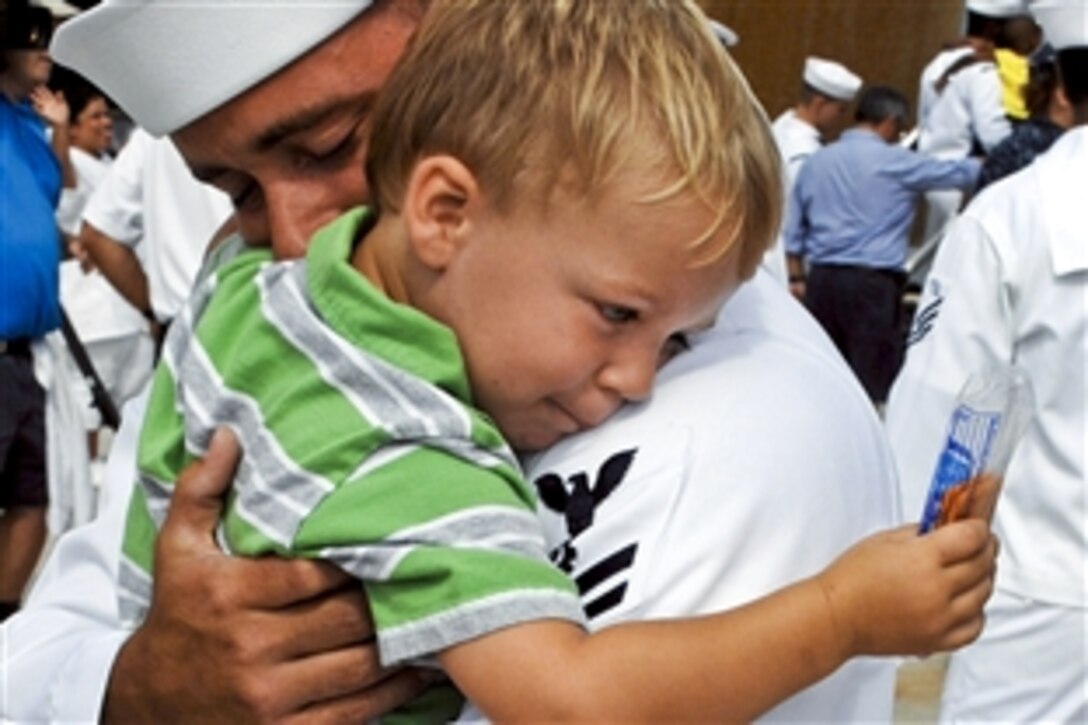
[441,519,995,722]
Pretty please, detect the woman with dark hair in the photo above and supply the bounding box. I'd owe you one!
[53,68,113,238]
[50,66,156,480]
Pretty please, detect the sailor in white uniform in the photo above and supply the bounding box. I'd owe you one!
[887,2,1088,719]
[771,56,862,291]
[916,0,1030,241]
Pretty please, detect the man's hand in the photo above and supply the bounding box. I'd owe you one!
[67,237,97,273]
[817,520,997,659]
[103,428,432,723]
[29,85,69,128]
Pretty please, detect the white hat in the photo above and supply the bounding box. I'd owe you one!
[709,19,739,48]
[36,0,80,18]
[1033,0,1088,50]
[966,0,1032,18]
[803,57,863,101]
[50,1,372,137]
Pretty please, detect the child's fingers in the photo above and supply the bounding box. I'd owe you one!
[927,518,991,565]
[965,472,1002,523]
[939,532,999,596]
[941,613,987,651]
[928,568,994,651]
[950,563,995,618]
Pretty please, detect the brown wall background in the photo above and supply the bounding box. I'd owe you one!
[700,0,967,129]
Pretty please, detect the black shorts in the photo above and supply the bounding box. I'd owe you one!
[0,350,47,508]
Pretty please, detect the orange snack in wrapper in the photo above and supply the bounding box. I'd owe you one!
[918,367,1033,535]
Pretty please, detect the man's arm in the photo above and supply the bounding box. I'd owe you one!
[894,146,982,193]
[79,221,154,319]
[2,410,429,722]
[103,429,433,723]
[782,171,809,299]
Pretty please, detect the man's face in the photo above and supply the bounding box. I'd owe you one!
[172,5,419,260]
[2,49,52,94]
[814,97,849,138]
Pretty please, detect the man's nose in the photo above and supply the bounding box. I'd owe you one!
[262,182,333,260]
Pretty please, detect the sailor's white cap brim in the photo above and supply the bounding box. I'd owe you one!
[51,1,372,136]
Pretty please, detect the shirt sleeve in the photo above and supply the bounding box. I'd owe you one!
[294,446,586,667]
[890,146,981,193]
[968,66,1013,153]
[81,133,149,247]
[56,182,91,237]
[782,166,809,256]
[885,213,1013,517]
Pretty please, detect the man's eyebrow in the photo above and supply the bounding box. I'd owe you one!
[253,92,377,152]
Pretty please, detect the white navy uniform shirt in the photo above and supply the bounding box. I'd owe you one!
[918,60,1010,160]
[82,128,233,323]
[917,59,1011,241]
[888,126,1088,609]
[916,46,976,132]
[772,109,822,192]
[769,109,822,284]
[526,270,901,722]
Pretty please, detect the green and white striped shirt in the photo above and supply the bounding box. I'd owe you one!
[120,209,584,676]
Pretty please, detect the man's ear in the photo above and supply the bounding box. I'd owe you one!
[402,155,479,271]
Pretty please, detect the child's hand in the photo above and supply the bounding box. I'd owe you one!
[964,472,1002,525]
[816,520,997,658]
[933,472,1003,529]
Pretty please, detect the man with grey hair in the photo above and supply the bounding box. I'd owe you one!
[785,86,980,405]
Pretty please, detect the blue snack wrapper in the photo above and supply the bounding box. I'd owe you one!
[918,365,1034,534]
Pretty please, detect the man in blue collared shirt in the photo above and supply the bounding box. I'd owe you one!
[784,86,980,404]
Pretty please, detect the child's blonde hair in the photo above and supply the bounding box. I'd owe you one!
[366,0,781,278]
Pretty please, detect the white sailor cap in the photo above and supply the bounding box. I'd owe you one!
[803,57,863,101]
[50,0,371,137]
[709,19,739,48]
[1033,0,1088,51]
[966,0,1032,18]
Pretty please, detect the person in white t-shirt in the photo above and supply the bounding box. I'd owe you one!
[51,70,153,433]
[79,126,232,329]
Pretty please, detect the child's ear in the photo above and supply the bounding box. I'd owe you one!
[402,155,479,271]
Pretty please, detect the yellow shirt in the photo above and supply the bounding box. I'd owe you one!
[995,48,1029,120]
